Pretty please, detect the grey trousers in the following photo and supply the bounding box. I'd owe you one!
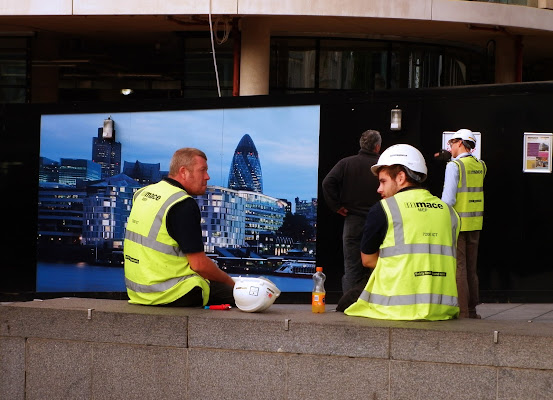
[342,214,371,293]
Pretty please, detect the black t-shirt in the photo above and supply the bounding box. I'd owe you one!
[360,187,421,255]
[360,202,387,255]
[163,178,205,254]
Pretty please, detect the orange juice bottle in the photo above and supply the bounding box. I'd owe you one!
[312,267,326,313]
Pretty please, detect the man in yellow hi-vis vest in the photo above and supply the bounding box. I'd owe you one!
[441,129,486,319]
[124,148,235,306]
[340,144,460,321]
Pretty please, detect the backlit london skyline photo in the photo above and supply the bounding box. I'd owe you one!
[40,105,321,203]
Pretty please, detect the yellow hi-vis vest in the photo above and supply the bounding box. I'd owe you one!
[452,155,486,231]
[345,189,460,321]
[124,180,210,305]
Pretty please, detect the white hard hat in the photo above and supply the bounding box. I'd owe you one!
[233,276,281,312]
[370,144,428,182]
[450,129,477,144]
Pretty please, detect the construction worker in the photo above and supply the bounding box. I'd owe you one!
[343,144,460,320]
[441,129,486,318]
[124,148,235,306]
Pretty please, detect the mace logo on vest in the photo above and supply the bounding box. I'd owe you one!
[404,202,444,210]
[143,191,162,201]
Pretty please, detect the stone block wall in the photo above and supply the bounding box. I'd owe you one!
[1,298,553,399]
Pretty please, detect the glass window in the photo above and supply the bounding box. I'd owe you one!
[57,33,234,101]
[270,37,486,93]
[270,38,317,92]
[319,40,390,91]
[0,37,29,103]
[181,36,234,98]
[408,46,468,88]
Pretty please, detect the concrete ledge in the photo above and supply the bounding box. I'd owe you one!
[2,298,553,399]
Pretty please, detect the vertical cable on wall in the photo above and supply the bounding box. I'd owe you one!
[208,0,222,97]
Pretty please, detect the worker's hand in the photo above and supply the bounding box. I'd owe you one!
[434,149,452,161]
[337,207,348,217]
[187,252,235,287]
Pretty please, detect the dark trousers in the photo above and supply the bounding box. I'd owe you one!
[456,230,481,318]
[162,281,235,307]
[336,276,369,312]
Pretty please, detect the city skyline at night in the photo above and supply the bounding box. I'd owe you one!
[40,105,320,203]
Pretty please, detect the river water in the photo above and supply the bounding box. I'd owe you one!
[36,262,311,293]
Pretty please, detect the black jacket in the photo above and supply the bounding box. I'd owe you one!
[322,149,380,217]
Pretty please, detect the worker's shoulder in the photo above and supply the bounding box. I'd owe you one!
[343,151,378,164]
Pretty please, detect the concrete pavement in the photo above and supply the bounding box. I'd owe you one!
[476,302,553,322]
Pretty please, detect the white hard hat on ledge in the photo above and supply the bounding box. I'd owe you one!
[232,276,281,312]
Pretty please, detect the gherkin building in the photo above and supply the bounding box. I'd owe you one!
[228,134,263,193]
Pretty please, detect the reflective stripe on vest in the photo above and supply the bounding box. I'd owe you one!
[379,196,459,259]
[454,158,485,219]
[452,156,486,231]
[125,191,187,258]
[359,291,458,308]
[125,274,197,293]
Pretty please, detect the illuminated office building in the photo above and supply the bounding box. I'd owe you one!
[38,157,59,183]
[58,158,101,187]
[237,191,287,242]
[123,160,163,185]
[92,118,122,179]
[81,173,140,248]
[195,186,247,253]
[228,134,263,193]
[37,182,87,246]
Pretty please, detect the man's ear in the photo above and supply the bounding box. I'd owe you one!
[179,166,189,180]
[396,170,407,186]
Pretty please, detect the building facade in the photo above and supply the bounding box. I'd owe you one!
[228,133,263,193]
[58,159,101,187]
[92,117,122,179]
[81,174,140,249]
[238,191,287,242]
[195,186,247,253]
[0,1,551,103]
[37,182,87,246]
[123,160,164,186]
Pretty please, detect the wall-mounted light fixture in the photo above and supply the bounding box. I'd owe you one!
[390,106,402,131]
[121,88,133,95]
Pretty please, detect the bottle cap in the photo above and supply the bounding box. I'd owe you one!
[316,267,323,272]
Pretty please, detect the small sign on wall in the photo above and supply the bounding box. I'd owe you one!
[523,132,552,173]
[442,131,482,160]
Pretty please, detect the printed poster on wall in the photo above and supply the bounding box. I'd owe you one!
[523,132,552,173]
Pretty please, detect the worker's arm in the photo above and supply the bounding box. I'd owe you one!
[322,161,344,213]
[186,252,235,287]
[359,203,386,269]
[441,161,459,206]
[166,198,233,287]
[361,251,379,269]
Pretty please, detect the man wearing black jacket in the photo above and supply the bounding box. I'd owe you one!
[322,130,381,293]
